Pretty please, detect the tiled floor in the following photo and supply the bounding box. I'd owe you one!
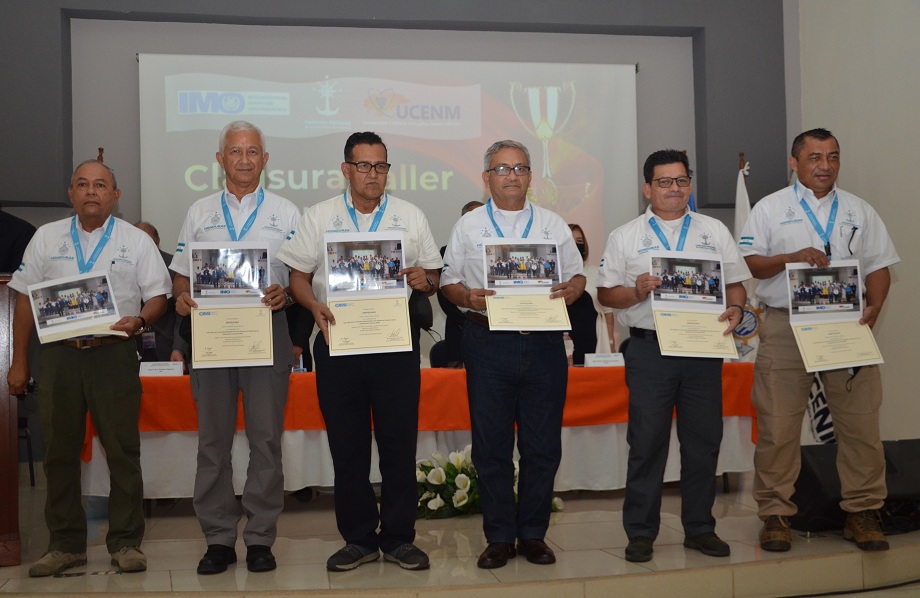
[3,465,920,597]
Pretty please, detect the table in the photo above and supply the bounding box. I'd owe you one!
[82,365,756,498]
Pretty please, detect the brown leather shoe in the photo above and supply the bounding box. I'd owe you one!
[516,539,556,565]
[477,543,516,569]
[844,510,889,551]
[759,515,792,552]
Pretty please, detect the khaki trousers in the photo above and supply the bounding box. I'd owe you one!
[752,307,886,517]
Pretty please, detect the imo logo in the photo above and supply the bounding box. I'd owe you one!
[179,91,245,114]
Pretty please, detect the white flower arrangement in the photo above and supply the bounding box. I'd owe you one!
[415,444,564,519]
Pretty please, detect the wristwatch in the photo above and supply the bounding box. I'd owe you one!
[284,292,295,307]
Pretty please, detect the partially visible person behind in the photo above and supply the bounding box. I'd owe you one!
[0,209,36,273]
[566,223,615,363]
[739,128,900,553]
[597,149,749,564]
[134,221,189,366]
[436,200,484,367]
[8,160,171,577]
[171,120,300,574]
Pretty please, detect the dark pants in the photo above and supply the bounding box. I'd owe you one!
[462,319,567,544]
[39,340,144,553]
[622,331,723,540]
[566,291,598,365]
[313,335,420,553]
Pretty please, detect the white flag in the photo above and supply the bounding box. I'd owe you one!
[732,162,760,361]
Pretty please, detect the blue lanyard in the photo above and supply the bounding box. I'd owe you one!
[221,188,264,241]
[70,216,115,274]
[795,183,838,257]
[648,213,692,251]
[344,191,388,232]
[486,198,534,239]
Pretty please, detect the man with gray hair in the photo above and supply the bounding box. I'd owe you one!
[441,140,585,569]
[172,121,301,574]
[8,159,171,576]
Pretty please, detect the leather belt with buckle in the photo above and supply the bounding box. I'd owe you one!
[60,336,131,349]
[629,327,658,340]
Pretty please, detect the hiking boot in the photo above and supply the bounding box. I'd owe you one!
[844,510,889,551]
[111,546,147,572]
[28,551,87,577]
[759,515,792,552]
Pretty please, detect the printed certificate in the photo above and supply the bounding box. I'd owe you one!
[191,306,273,368]
[27,270,126,344]
[482,238,569,331]
[786,260,882,372]
[649,251,737,358]
[484,294,571,331]
[324,232,412,356]
[327,296,412,356]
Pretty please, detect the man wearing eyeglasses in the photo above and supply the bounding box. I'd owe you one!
[277,132,442,572]
[597,149,750,564]
[441,140,586,569]
[739,128,899,553]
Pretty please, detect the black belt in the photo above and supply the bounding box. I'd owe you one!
[58,335,131,349]
[465,312,490,327]
[629,327,657,340]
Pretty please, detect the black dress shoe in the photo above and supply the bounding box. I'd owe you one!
[197,544,237,575]
[516,539,556,564]
[477,543,516,569]
[246,544,277,572]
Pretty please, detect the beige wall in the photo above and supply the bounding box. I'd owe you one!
[796,0,920,439]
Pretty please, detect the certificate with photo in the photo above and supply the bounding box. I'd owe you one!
[481,238,570,331]
[323,232,412,356]
[649,251,738,359]
[188,242,270,307]
[191,306,274,368]
[785,260,882,372]
[27,270,126,344]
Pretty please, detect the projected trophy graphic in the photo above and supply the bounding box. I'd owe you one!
[509,82,576,183]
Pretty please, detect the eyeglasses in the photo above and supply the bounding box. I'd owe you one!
[486,165,532,177]
[346,161,391,174]
[651,176,692,188]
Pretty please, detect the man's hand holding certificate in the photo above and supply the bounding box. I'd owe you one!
[482,239,572,331]
[649,251,739,359]
[785,260,883,372]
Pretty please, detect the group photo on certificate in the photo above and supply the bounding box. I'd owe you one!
[27,271,124,343]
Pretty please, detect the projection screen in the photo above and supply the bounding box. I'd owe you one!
[138,54,637,256]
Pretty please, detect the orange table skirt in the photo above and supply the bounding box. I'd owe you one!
[83,364,755,461]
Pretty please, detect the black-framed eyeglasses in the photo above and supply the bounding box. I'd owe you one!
[346,161,391,174]
[651,176,692,188]
[486,165,532,177]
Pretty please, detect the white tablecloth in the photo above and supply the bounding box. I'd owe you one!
[82,417,754,498]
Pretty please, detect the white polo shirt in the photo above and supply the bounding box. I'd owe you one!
[597,205,751,330]
[441,198,585,313]
[739,184,900,308]
[276,190,442,304]
[10,215,171,317]
[169,187,301,289]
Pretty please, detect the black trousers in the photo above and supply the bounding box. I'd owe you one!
[313,335,421,552]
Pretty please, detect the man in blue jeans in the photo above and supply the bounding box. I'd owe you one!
[441,140,585,569]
